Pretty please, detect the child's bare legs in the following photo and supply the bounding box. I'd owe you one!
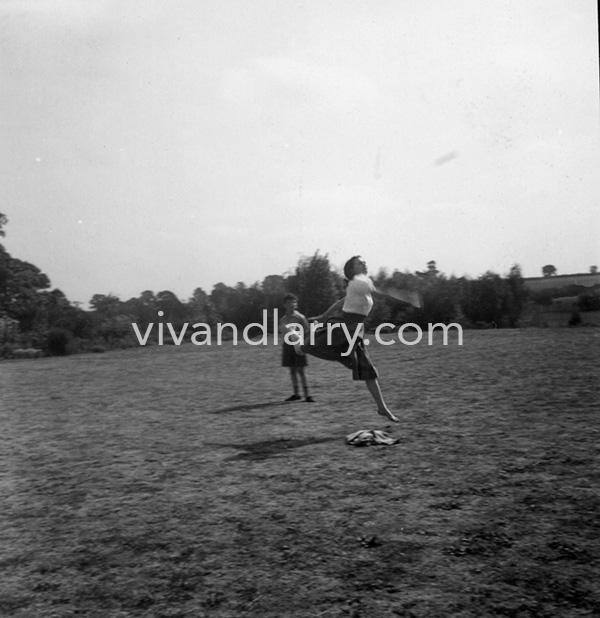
[289,368,299,396]
[365,379,399,422]
[286,367,313,401]
[297,368,313,400]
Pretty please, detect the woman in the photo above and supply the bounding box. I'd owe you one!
[296,256,421,423]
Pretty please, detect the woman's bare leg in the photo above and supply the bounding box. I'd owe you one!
[365,379,399,422]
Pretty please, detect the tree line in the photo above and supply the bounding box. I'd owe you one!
[0,212,593,357]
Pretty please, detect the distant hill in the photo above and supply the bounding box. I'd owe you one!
[522,272,600,326]
[523,273,600,293]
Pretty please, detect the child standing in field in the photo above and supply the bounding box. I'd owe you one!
[296,256,421,423]
[279,293,314,402]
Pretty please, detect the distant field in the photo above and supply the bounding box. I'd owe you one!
[1,329,600,617]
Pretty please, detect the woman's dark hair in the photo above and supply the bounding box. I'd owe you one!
[283,293,298,303]
[343,255,361,282]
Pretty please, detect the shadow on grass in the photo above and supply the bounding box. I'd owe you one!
[210,401,285,414]
[214,436,340,461]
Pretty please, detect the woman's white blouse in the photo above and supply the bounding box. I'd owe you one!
[342,274,375,316]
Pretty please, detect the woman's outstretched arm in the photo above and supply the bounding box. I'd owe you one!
[373,287,422,308]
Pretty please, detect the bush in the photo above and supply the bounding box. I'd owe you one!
[45,328,73,356]
[578,291,600,312]
[0,343,14,359]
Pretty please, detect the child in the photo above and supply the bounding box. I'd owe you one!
[296,256,421,423]
[279,293,314,402]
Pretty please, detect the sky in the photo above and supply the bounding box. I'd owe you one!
[1,0,599,306]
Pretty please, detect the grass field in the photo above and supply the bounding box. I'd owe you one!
[1,328,599,618]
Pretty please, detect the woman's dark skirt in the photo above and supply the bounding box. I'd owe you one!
[301,312,378,381]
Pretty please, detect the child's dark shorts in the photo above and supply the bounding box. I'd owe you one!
[282,343,308,368]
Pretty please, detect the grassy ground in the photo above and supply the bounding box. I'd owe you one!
[1,328,599,617]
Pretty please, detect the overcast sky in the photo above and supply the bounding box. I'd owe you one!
[1,0,599,305]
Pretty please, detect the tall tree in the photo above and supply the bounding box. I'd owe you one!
[261,274,287,311]
[210,282,236,323]
[155,290,187,326]
[504,264,527,327]
[42,289,94,339]
[188,287,220,327]
[293,251,339,317]
[0,248,51,331]
[89,294,122,316]
[460,272,506,326]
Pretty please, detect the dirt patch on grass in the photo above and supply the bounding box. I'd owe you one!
[1,328,599,617]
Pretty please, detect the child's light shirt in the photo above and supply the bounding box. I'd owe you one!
[342,274,375,316]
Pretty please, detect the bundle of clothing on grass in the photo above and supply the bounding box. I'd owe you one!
[345,429,400,446]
